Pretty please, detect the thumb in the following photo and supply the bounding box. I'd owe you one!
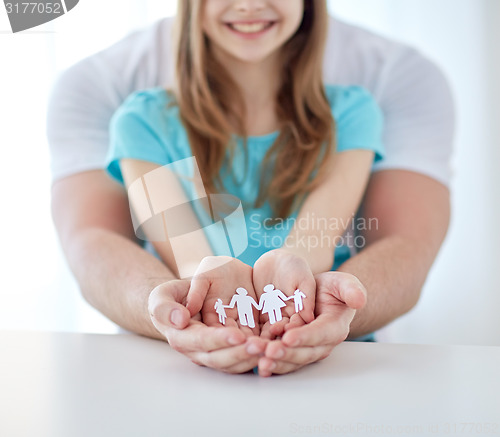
[185,256,232,316]
[148,281,191,331]
[185,275,211,317]
[315,271,367,310]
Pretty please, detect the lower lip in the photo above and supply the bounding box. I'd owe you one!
[225,22,276,40]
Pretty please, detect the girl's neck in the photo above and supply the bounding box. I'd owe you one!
[213,48,282,135]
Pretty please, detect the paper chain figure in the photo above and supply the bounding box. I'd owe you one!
[214,284,306,327]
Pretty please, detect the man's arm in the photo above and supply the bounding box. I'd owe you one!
[259,169,450,375]
[51,170,265,371]
[51,170,175,339]
[344,169,450,338]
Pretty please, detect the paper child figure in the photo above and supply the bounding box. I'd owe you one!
[286,288,307,313]
[259,284,288,325]
[214,298,228,325]
[225,287,261,329]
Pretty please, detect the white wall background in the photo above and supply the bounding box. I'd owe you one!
[0,0,498,345]
[327,0,500,346]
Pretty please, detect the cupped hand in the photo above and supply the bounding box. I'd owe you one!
[253,249,316,340]
[148,277,266,374]
[257,271,367,377]
[186,256,261,336]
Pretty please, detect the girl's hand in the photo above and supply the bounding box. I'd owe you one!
[187,256,261,337]
[252,249,316,339]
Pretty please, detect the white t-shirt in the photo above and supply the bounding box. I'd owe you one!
[46,15,455,186]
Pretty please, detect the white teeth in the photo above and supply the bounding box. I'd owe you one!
[229,22,272,34]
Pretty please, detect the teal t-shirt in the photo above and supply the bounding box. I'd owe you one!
[106,85,384,268]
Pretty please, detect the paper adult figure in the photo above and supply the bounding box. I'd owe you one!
[225,287,260,329]
[259,284,289,325]
[286,289,307,313]
[214,298,227,325]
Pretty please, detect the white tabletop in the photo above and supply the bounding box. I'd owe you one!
[0,331,499,437]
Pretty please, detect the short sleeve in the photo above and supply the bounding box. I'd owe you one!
[371,48,455,187]
[46,18,176,183]
[106,90,174,184]
[46,58,122,182]
[327,85,385,162]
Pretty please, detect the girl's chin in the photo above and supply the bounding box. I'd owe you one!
[226,50,276,65]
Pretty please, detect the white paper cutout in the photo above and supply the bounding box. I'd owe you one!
[216,284,307,326]
[259,284,288,325]
[224,287,261,328]
[286,288,307,313]
[214,298,228,325]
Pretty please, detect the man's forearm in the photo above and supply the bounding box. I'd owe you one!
[64,227,176,339]
[51,171,179,340]
[340,234,438,339]
[339,170,451,339]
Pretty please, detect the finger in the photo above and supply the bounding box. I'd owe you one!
[165,322,246,353]
[219,356,261,374]
[186,275,211,317]
[239,324,260,338]
[149,281,192,330]
[281,311,352,348]
[257,315,290,339]
[268,316,290,337]
[259,322,275,340]
[257,356,304,377]
[185,256,238,316]
[259,318,290,340]
[190,336,267,371]
[265,340,333,365]
[283,313,305,332]
[257,356,279,377]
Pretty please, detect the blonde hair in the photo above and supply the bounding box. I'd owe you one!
[172,0,334,218]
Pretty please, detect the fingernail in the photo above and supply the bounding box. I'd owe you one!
[246,343,261,355]
[228,336,242,346]
[170,309,182,327]
[288,338,300,347]
[269,361,277,371]
[272,348,285,359]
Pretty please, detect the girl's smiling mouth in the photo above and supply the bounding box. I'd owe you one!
[225,21,276,36]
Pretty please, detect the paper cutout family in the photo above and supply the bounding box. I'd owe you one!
[214,284,306,328]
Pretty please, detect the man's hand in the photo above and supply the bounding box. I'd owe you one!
[253,249,316,339]
[149,274,267,374]
[257,271,367,377]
